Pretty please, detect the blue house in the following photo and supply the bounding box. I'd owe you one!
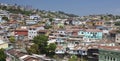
[78,29,103,39]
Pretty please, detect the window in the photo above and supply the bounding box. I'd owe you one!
[81,32,84,34]
[108,56,109,60]
[105,56,106,60]
[88,36,90,38]
[111,57,112,61]
[56,50,58,52]
[117,39,119,40]
[29,28,32,30]
[113,58,115,61]
[73,50,75,52]
[75,42,79,44]
[33,28,36,30]
[83,51,85,53]
[77,50,79,53]
[97,22,99,24]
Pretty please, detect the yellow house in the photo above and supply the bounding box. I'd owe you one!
[0,40,8,49]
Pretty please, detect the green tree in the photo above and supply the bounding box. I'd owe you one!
[32,35,57,57]
[116,15,120,19]
[33,35,48,54]
[47,43,56,57]
[59,25,64,29]
[49,18,54,22]
[26,44,39,54]
[0,48,6,61]
[115,22,120,26]
[69,55,78,61]
[45,25,52,29]
[2,6,7,10]
[100,16,104,20]
[2,17,9,21]
[104,16,110,21]
[9,36,15,43]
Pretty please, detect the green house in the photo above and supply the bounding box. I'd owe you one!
[99,47,120,61]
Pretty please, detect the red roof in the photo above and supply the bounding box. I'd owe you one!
[15,29,28,36]
[85,29,102,32]
[99,46,120,51]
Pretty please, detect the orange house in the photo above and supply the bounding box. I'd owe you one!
[94,20,104,26]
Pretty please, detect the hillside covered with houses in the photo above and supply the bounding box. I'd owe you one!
[1,3,120,61]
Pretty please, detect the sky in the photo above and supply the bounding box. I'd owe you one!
[0,0,120,16]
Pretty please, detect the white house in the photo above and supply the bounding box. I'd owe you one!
[55,46,66,54]
[56,38,66,46]
[57,30,66,35]
[26,20,38,25]
[30,14,40,20]
[0,40,8,49]
[26,15,41,25]
[0,10,9,17]
[72,20,81,25]
[115,34,120,43]
[28,26,45,40]
[48,38,56,44]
